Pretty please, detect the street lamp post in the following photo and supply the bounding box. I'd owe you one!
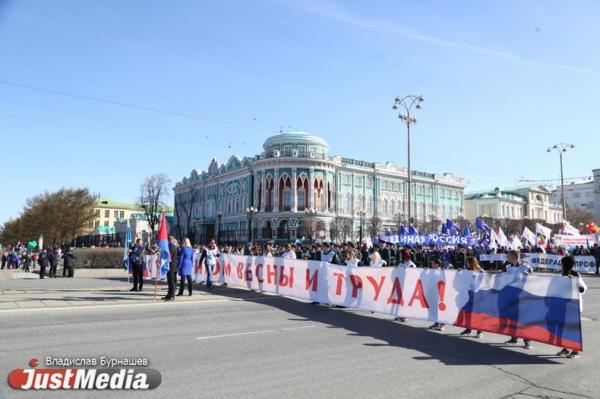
[246,207,258,242]
[547,143,575,222]
[216,212,223,243]
[305,208,317,242]
[393,95,424,225]
[358,210,366,243]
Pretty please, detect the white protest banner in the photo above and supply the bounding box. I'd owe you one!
[522,253,597,274]
[216,254,583,351]
[142,254,160,279]
[479,254,507,262]
[221,254,471,322]
[553,234,594,248]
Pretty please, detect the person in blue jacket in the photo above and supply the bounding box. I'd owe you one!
[177,238,194,297]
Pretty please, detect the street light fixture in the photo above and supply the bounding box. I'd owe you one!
[358,210,366,243]
[216,212,223,243]
[393,95,424,225]
[547,143,575,222]
[246,206,258,242]
[305,208,317,241]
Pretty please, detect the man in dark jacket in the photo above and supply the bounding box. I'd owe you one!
[129,239,144,291]
[47,249,58,278]
[63,250,75,278]
[38,250,48,279]
[163,236,179,300]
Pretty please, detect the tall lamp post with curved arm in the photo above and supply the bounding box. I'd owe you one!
[547,143,575,222]
[393,95,424,225]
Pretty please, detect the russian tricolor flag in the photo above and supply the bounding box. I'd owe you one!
[456,273,583,351]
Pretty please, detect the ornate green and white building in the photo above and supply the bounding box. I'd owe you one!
[174,131,465,243]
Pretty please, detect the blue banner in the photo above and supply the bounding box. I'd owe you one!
[375,233,479,247]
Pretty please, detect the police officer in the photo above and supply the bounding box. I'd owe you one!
[129,239,144,291]
[47,249,58,278]
[63,250,75,278]
[38,249,48,279]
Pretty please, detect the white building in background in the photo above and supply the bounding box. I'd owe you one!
[551,168,600,222]
[465,188,527,220]
[465,185,563,224]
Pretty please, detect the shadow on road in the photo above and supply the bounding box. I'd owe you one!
[205,285,560,366]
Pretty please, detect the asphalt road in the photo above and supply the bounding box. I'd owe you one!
[1,274,599,399]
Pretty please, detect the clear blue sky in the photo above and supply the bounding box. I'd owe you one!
[1,0,599,225]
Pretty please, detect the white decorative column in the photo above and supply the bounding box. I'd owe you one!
[274,169,280,212]
[309,168,315,210]
[292,168,298,212]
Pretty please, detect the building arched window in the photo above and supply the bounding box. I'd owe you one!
[345,193,352,214]
[265,175,274,211]
[297,174,308,211]
[383,198,389,216]
[314,177,324,211]
[366,196,373,215]
[279,174,292,211]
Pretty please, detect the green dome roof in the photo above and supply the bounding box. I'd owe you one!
[263,130,329,153]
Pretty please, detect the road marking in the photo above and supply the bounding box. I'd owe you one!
[196,330,276,340]
[0,295,278,314]
[280,325,316,331]
[196,325,316,340]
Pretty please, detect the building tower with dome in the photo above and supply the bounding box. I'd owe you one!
[174,131,465,243]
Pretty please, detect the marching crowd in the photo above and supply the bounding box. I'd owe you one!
[128,237,590,359]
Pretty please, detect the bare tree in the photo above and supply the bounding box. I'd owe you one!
[339,217,354,242]
[174,187,200,241]
[328,219,341,243]
[567,209,597,226]
[368,216,382,237]
[138,174,172,236]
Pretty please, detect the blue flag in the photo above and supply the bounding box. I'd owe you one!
[441,223,448,235]
[123,220,132,271]
[446,219,460,233]
[462,225,472,237]
[476,217,491,232]
[399,224,408,235]
[408,224,419,235]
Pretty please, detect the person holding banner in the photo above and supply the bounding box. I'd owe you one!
[176,238,194,297]
[261,243,274,257]
[428,258,446,331]
[344,250,359,268]
[320,242,339,264]
[556,255,588,359]
[503,250,533,349]
[198,239,220,290]
[281,243,296,259]
[399,249,416,268]
[459,257,483,338]
[369,250,386,267]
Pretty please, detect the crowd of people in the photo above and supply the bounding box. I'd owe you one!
[141,239,600,273]
[131,237,591,359]
[0,246,76,278]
